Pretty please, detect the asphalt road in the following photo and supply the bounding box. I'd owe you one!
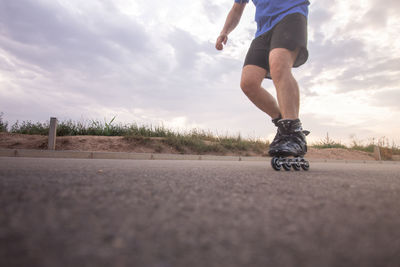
[1,157,400,267]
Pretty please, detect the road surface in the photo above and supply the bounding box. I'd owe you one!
[1,157,400,267]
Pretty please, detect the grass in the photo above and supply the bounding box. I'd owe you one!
[1,113,398,157]
[0,112,8,133]
[0,114,268,155]
[312,133,347,149]
[159,134,268,155]
[311,133,400,160]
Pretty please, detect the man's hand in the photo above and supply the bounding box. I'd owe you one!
[215,34,228,51]
[215,3,246,51]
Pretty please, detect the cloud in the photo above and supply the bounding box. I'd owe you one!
[300,113,377,145]
[363,0,400,28]
[372,89,400,111]
[202,2,224,24]
[308,4,334,33]
[0,0,246,131]
[0,0,150,73]
[167,28,203,71]
[300,0,400,98]
[0,0,399,144]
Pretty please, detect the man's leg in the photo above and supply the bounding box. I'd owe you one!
[268,47,309,158]
[240,65,281,119]
[269,48,300,119]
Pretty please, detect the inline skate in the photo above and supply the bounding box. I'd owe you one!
[268,119,310,171]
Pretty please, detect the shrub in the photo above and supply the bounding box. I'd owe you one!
[0,112,8,132]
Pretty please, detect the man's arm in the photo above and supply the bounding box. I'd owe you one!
[215,2,247,51]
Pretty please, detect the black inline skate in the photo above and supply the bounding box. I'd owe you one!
[268,119,310,171]
[269,115,282,148]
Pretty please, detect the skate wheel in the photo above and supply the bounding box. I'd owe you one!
[301,159,310,171]
[271,157,282,171]
[282,159,291,171]
[292,161,301,171]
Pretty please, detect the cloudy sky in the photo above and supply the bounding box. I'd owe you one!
[1,0,399,146]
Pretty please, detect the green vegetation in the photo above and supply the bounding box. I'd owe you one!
[312,133,347,149]
[350,138,375,153]
[6,117,177,137]
[158,134,268,155]
[1,113,399,157]
[350,136,400,159]
[311,133,400,160]
[1,114,268,155]
[0,113,8,133]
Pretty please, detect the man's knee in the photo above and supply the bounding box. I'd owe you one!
[269,48,298,83]
[240,65,266,96]
[269,58,291,83]
[240,76,260,97]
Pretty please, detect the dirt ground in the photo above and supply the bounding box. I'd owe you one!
[0,133,381,161]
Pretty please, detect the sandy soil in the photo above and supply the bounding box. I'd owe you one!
[0,133,377,161]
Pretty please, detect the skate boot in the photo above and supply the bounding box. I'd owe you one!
[269,115,282,148]
[269,119,310,171]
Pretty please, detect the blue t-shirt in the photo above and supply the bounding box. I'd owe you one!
[234,0,310,37]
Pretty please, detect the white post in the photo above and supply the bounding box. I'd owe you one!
[48,117,58,150]
[373,145,381,161]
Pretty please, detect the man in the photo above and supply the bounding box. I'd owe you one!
[215,0,310,158]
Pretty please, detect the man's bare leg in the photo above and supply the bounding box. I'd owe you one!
[267,47,309,161]
[240,65,281,119]
[269,48,300,119]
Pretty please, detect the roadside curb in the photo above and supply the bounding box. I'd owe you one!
[0,149,399,164]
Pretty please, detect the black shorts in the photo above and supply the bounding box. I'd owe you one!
[243,12,308,79]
